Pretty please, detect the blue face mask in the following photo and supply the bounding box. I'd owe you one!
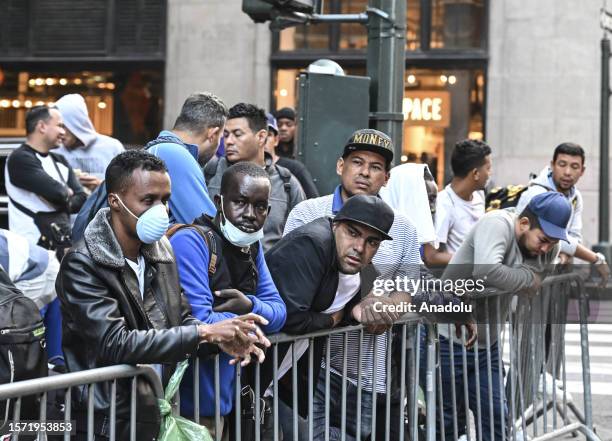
[114,196,169,244]
[219,196,264,248]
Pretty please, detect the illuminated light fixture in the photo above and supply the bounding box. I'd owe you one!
[440,75,448,84]
[401,155,408,162]
[11,100,20,108]
[47,102,55,106]
[107,83,116,90]
[74,78,82,85]
[97,101,107,109]
[28,79,36,87]
[35,78,44,86]
[35,101,45,106]
[59,78,68,86]
[45,78,56,86]
[279,89,288,97]
[407,74,416,84]
[24,100,33,108]
[448,75,457,85]
[0,100,10,108]
[98,83,107,89]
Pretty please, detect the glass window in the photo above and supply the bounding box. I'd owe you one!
[402,68,485,186]
[0,68,163,145]
[278,1,333,51]
[339,0,368,50]
[431,0,485,49]
[406,0,421,51]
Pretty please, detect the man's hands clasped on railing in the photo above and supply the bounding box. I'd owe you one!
[198,313,271,366]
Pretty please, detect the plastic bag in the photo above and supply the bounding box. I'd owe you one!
[158,360,213,441]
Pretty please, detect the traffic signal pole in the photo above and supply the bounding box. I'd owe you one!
[367,0,406,164]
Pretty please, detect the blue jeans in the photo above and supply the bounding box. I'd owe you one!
[41,297,64,365]
[420,330,508,441]
[312,370,374,441]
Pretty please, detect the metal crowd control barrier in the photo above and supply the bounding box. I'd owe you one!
[185,271,599,441]
[0,272,600,441]
[0,365,162,441]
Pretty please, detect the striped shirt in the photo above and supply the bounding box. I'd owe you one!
[283,186,421,393]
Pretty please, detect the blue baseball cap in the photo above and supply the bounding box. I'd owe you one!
[266,112,278,134]
[526,192,571,242]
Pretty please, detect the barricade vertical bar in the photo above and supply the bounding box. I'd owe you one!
[39,391,47,422]
[65,386,73,441]
[484,299,494,441]
[425,325,436,441]
[384,329,392,441]
[541,287,548,433]
[235,365,241,440]
[447,323,458,441]
[292,342,298,441]
[461,326,471,441]
[508,309,516,441]
[88,383,95,441]
[12,397,21,441]
[215,355,221,441]
[130,378,136,441]
[474,337,482,441]
[308,339,314,441]
[578,279,594,430]
[273,344,279,441]
[341,332,348,441]
[551,298,558,431]
[371,335,379,441]
[496,298,505,441]
[357,330,364,441]
[399,324,407,441]
[194,356,200,423]
[325,336,331,441]
[110,380,116,441]
[411,323,421,441]
[530,296,538,439]
[255,360,262,441]
[516,308,527,438]
[561,329,569,428]
[435,327,445,441]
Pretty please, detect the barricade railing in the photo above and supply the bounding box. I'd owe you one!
[0,364,162,441]
[0,271,600,441]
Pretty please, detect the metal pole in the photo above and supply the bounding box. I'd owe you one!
[367,0,406,163]
[599,34,610,243]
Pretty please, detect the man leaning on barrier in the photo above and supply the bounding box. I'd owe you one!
[265,194,395,441]
[426,191,572,441]
[56,150,270,441]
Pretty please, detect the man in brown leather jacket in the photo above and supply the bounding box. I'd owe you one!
[56,150,270,441]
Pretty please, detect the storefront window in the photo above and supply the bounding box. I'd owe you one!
[339,0,368,50]
[278,1,333,51]
[402,69,485,186]
[431,0,485,49]
[0,68,163,145]
[406,0,421,51]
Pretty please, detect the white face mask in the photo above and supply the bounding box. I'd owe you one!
[218,196,264,247]
[114,195,169,244]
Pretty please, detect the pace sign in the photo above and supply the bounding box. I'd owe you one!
[402,91,450,128]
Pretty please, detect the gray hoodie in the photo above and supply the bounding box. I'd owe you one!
[516,166,582,256]
[55,94,124,179]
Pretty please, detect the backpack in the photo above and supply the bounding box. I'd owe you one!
[485,185,529,212]
[72,137,187,243]
[0,268,47,427]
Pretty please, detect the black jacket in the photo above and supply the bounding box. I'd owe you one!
[263,217,364,416]
[56,208,208,440]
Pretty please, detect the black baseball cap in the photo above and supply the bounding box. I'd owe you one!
[343,128,394,164]
[334,194,394,241]
[273,107,296,121]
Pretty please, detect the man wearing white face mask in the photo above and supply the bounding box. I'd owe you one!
[57,151,272,441]
[169,161,286,437]
[423,139,493,268]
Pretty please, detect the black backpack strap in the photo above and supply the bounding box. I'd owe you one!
[166,224,218,276]
[274,164,293,219]
[8,196,36,218]
[204,156,220,184]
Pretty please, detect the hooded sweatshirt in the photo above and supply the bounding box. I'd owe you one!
[516,166,582,256]
[55,94,124,179]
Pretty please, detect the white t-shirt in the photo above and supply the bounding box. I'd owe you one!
[265,272,361,396]
[435,186,485,253]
